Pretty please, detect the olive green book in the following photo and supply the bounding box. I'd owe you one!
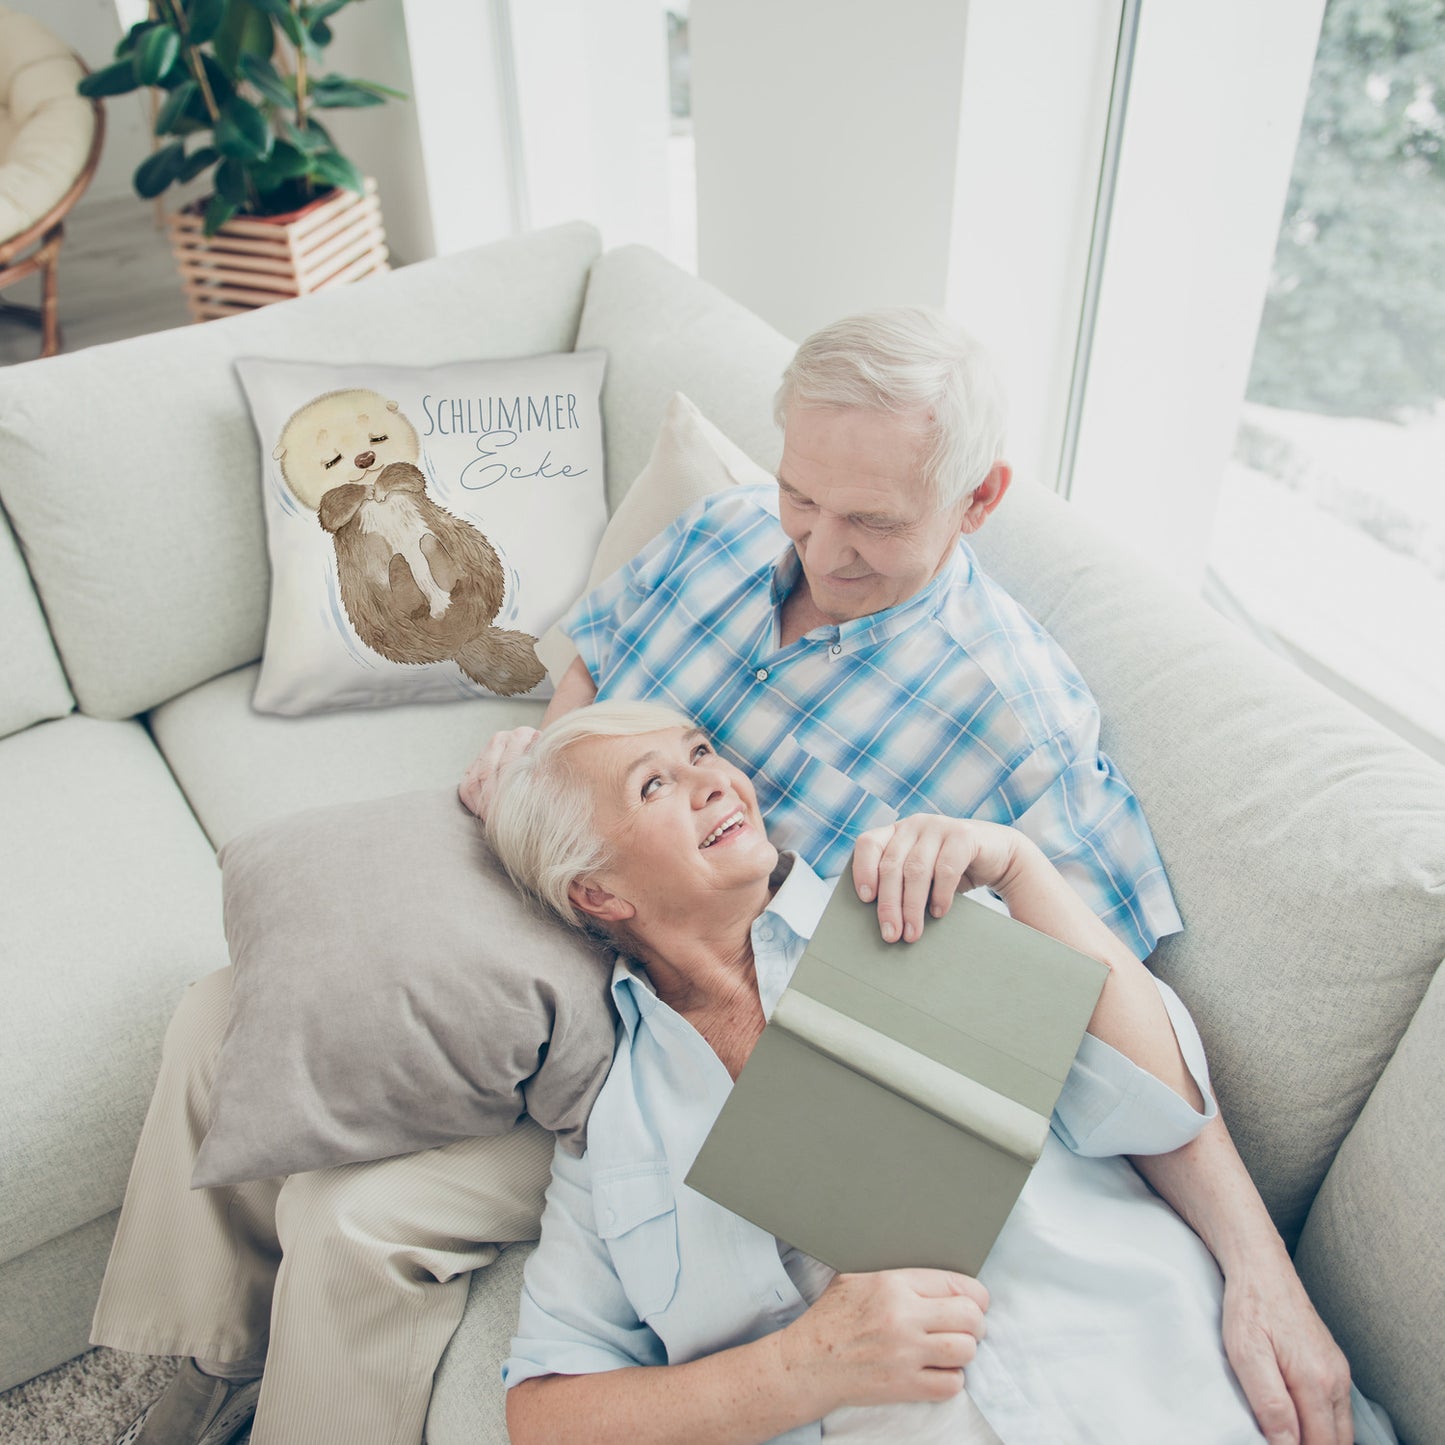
[684,887,1109,1275]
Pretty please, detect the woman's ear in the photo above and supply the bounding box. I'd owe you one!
[568,879,635,924]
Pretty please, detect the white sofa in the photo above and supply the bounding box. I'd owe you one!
[0,222,1441,1444]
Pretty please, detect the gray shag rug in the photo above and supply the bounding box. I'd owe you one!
[0,1350,254,1445]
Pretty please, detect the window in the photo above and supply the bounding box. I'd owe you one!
[1206,0,1445,757]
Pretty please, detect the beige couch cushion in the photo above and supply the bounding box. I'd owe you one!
[574,245,795,510]
[0,504,71,738]
[0,222,601,721]
[148,663,544,849]
[0,715,226,1267]
[1295,960,1445,1445]
[969,478,1445,1246]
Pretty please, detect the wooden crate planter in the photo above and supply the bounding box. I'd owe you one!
[166,179,389,322]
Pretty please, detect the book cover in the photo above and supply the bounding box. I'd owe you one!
[684,885,1109,1275]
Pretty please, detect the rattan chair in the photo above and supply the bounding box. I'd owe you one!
[0,7,104,359]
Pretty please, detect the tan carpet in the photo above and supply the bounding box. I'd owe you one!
[0,1350,190,1445]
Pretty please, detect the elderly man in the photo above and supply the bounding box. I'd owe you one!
[95,311,1350,1445]
[462,309,1353,1445]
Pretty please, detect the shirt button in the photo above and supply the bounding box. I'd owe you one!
[830,644,842,655]
[755,668,769,681]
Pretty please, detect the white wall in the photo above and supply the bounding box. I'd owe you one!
[690,0,973,342]
[395,0,515,258]
[685,0,1122,500]
[510,0,671,252]
[946,0,1121,495]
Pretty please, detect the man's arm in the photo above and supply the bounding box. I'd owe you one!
[545,654,600,723]
[1131,1120,1353,1445]
[458,657,597,819]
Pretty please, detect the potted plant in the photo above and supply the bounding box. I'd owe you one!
[79,0,405,319]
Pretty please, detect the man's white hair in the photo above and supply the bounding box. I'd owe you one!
[487,700,696,930]
[774,307,1008,510]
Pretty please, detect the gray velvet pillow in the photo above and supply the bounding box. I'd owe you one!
[192,789,617,1188]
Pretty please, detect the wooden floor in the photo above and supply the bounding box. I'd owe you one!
[0,194,193,367]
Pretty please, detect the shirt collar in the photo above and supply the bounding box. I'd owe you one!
[767,542,972,651]
[609,851,835,1037]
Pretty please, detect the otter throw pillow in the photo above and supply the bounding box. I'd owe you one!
[236,352,607,715]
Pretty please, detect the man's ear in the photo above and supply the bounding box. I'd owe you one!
[567,879,635,924]
[959,462,1012,536]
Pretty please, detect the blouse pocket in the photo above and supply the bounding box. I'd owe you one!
[593,1162,681,1321]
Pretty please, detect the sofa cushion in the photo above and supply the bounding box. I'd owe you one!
[0,502,71,738]
[195,791,615,1187]
[1295,958,1445,1445]
[0,1211,119,1394]
[0,221,602,721]
[235,351,607,715]
[968,478,1445,1244]
[148,663,544,849]
[536,392,766,679]
[575,245,795,511]
[427,1241,535,1445]
[0,715,226,1267]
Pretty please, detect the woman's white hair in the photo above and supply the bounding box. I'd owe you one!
[774,307,1007,511]
[487,700,696,931]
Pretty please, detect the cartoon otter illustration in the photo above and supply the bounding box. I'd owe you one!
[274,388,546,696]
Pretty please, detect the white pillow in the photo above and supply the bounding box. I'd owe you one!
[236,352,608,715]
[536,391,776,679]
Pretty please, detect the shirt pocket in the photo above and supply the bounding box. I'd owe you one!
[593,1162,681,1321]
[757,731,898,869]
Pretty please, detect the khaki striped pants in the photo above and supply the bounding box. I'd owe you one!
[91,968,554,1445]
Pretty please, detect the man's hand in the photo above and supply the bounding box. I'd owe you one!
[1221,1262,1353,1445]
[458,726,540,821]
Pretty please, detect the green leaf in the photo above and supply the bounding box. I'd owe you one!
[248,0,306,45]
[79,60,142,98]
[239,52,295,107]
[215,156,250,205]
[186,0,227,47]
[134,25,181,86]
[213,0,275,75]
[281,115,332,153]
[199,52,236,107]
[350,78,408,101]
[215,95,274,160]
[154,79,198,135]
[115,20,156,59]
[133,142,186,199]
[309,75,384,109]
[263,139,312,178]
[203,193,239,236]
[310,148,363,194]
[178,145,220,182]
[308,18,333,47]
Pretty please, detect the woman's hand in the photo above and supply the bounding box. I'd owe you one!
[852,815,1029,943]
[779,1269,989,1412]
[459,726,540,821]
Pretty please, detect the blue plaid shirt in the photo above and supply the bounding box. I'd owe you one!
[563,485,1180,959]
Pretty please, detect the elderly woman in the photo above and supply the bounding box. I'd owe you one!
[484,700,1304,1445]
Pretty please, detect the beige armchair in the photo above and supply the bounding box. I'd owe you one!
[0,6,103,359]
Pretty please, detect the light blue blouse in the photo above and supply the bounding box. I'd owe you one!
[504,858,1270,1443]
